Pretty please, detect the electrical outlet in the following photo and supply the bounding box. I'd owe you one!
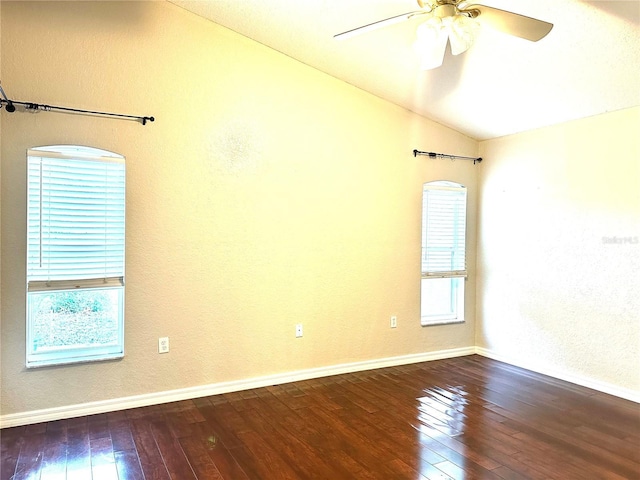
[158,337,170,353]
[390,316,397,328]
[295,324,303,338]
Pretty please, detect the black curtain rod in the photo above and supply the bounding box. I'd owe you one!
[413,149,482,165]
[0,98,154,125]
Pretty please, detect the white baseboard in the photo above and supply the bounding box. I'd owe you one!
[0,346,475,428]
[5,345,636,428]
[475,347,640,404]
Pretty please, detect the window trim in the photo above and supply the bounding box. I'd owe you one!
[26,145,126,368]
[421,180,467,326]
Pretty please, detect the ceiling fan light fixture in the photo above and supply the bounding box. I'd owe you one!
[448,15,480,55]
[414,17,448,69]
[414,9,479,69]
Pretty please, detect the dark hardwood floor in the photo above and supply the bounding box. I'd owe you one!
[2,355,639,479]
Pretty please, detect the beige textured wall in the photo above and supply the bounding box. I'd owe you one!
[0,0,3,362]
[477,107,640,393]
[0,1,478,416]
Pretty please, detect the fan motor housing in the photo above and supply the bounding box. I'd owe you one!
[433,4,458,18]
[417,0,462,18]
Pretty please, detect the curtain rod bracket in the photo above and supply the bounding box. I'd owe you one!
[414,149,482,164]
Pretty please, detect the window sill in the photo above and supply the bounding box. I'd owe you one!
[26,352,124,369]
[421,319,465,327]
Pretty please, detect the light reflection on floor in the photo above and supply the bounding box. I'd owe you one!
[411,385,471,479]
[415,385,469,437]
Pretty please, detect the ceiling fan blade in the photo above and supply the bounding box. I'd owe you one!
[464,4,553,42]
[334,10,428,40]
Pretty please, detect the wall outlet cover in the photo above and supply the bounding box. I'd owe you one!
[158,337,170,353]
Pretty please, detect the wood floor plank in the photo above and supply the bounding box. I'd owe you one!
[185,422,251,480]
[195,401,250,449]
[2,355,639,480]
[178,434,225,480]
[307,405,409,479]
[433,460,467,479]
[110,423,136,452]
[574,424,640,462]
[65,424,92,480]
[257,398,361,479]
[90,435,119,480]
[39,429,67,480]
[114,449,145,480]
[412,421,501,473]
[87,413,110,440]
[491,402,640,478]
[0,427,24,480]
[149,420,198,479]
[11,427,45,480]
[511,428,633,480]
[234,429,300,480]
[206,444,251,479]
[277,407,380,479]
[129,418,172,480]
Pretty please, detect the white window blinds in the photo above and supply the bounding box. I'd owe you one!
[27,146,125,291]
[421,182,467,278]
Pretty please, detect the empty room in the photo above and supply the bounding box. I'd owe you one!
[1,1,638,479]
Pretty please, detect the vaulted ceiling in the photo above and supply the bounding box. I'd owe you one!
[170,0,640,140]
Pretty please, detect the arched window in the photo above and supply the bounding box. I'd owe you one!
[421,181,466,325]
[26,145,125,367]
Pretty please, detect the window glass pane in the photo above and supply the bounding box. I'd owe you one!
[28,288,122,353]
[421,278,454,317]
[421,278,464,324]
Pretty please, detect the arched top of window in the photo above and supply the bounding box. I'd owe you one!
[424,180,465,190]
[29,145,124,162]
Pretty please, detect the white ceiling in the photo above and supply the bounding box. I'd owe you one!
[170,0,640,140]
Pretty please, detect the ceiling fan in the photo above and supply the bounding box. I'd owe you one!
[334,0,553,69]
